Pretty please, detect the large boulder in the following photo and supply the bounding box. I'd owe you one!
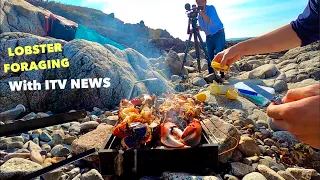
[0,0,76,35]
[0,32,173,112]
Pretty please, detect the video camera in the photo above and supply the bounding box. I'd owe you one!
[185,3,204,19]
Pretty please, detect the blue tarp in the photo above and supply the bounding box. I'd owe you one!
[74,24,125,50]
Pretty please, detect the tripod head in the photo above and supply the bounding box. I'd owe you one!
[185,3,203,34]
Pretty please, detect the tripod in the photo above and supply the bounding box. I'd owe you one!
[181,15,223,83]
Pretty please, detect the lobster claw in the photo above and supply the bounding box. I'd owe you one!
[160,122,185,148]
[112,123,130,139]
[181,119,202,147]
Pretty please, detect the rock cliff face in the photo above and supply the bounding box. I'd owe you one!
[0,32,173,113]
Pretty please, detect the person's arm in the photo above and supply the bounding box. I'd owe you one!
[238,24,302,56]
[199,11,210,23]
[213,24,302,68]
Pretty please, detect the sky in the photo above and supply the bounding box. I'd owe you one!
[53,0,308,41]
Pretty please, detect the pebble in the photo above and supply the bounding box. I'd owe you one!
[243,156,260,165]
[33,138,39,145]
[231,162,255,177]
[256,120,269,129]
[31,131,41,139]
[104,111,113,116]
[66,167,81,179]
[21,133,30,143]
[259,158,285,173]
[52,130,65,145]
[30,150,44,164]
[37,112,49,118]
[238,136,261,157]
[41,169,63,180]
[243,172,267,180]
[8,136,24,143]
[272,131,299,147]
[4,153,30,161]
[50,145,70,157]
[63,135,77,145]
[81,169,104,180]
[259,145,267,154]
[231,150,243,162]
[264,138,280,148]
[224,174,239,180]
[69,123,81,134]
[40,131,53,142]
[7,142,24,149]
[258,165,285,180]
[22,112,37,120]
[106,115,118,126]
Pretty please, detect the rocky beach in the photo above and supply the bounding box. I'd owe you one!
[1,0,320,180]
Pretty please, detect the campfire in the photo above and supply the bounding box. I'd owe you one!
[112,93,204,150]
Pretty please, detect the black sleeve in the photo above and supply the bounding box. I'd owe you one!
[290,0,320,46]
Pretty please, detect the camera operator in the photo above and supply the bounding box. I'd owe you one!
[196,0,225,77]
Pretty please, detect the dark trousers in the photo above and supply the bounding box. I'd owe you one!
[206,29,226,75]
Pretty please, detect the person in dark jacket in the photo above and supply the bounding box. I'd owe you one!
[213,0,320,149]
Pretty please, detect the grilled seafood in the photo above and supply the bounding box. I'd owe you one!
[112,94,159,149]
[159,94,203,148]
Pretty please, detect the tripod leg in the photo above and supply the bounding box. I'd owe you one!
[197,32,217,77]
[181,33,193,77]
[193,32,201,73]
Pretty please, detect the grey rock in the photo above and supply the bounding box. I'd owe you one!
[184,66,196,73]
[171,75,182,83]
[230,162,254,177]
[202,117,241,163]
[248,64,279,79]
[0,158,42,180]
[161,172,222,180]
[192,77,207,87]
[238,136,261,157]
[204,73,217,83]
[231,150,243,162]
[42,169,63,180]
[272,131,299,147]
[41,144,51,153]
[258,165,285,180]
[280,63,298,72]
[258,156,285,171]
[22,113,37,121]
[243,172,267,180]
[80,169,104,180]
[80,121,99,131]
[39,131,53,142]
[50,145,70,157]
[0,32,172,113]
[7,142,23,149]
[24,141,42,152]
[224,174,239,180]
[106,115,118,126]
[264,138,280,148]
[66,167,81,179]
[52,130,65,145]
[243,156,260,165]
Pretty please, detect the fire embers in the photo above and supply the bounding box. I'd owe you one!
[113,94,203,149]
[159,94,203,148]
[112,94,159,150]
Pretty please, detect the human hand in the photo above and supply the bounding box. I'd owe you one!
[267,85,320,149]
[213,44,244,71]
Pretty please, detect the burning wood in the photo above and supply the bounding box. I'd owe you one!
[112,94,204,150]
